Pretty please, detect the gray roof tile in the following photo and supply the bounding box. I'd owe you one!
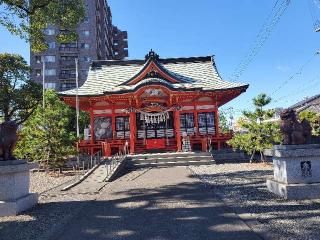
[60,56,248,96]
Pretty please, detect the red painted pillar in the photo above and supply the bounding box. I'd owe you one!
[194,110,199,136]
[90,108,94,144]
[216,108,221,150]
[89,108,95,155]
[129,112,136,154]
[112,110,116,140]
[174,110,182,151]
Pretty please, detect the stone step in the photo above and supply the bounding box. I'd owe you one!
[128,151,211,160]
[129,155,213,163]
[127,151,214,168]
[128,159,214,168]
[212,153,245,160]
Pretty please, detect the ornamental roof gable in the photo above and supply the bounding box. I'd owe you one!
[120,50,188,86]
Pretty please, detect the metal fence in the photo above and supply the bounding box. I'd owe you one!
[104,151,127,180]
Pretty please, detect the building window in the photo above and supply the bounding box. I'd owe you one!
[61,56,77,61]
[44,28,55,35]
[60,43,77,48]
[47,42,56,49]
[198,112,216,135]
[116,117,130,139]
[44,82,56,89]
[94,117,112,140]
[35,56,41,64]
[180,113,195,135]
[35,55,55,63]
[43,55,56,63]
[80,43,90,49]
[44,69,56,76]
[83,56,92,62]
[82,30,90,36]
[59,42,77,51]
[35,69,41,76]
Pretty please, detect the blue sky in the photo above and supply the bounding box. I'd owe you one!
[0,0,320,116]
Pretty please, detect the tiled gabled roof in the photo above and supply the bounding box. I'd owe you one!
[60,51,248,96]
[289,94,320,113]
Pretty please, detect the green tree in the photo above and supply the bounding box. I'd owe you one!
[15,90,77,169]
[228,93,281,162]
[0,0,85,52]
[0,53,41,124]
[67,109,90,138]
[299,111,320,136]
[219,109,232,134]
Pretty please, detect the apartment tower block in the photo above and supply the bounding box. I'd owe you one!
[30,0,128,91]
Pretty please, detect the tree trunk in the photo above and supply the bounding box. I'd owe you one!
[260,151,266,163]
[250,150,256,163]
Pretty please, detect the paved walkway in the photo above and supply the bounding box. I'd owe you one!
[54,167,262,240]
[67,164,110,194]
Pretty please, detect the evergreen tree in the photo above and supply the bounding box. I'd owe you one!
[15,90,77,169]
[0,0,85,52]
[219,111,230,134]
[0,53,41,124]
[228,93,281,162]
[299,111,320,136]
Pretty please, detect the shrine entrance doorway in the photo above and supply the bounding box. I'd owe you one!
[136,112,175,151]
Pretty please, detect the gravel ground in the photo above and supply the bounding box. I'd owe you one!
[0,172,93,240]
[29,172,79,194]
[189,163,320,240]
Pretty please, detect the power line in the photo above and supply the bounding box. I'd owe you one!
[307,0,320,31]
[273,75,320,105]
[229,0,291,82]
[270,54,317,97]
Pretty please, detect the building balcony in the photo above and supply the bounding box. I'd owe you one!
[59,46,78,52]
[59,73,76,79]
[60,60,76,68]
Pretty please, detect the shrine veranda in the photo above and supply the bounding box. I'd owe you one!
[60,50,249,156]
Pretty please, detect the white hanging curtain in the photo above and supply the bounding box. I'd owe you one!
[125,106,180,125]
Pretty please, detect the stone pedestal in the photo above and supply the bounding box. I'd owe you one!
[266,144,320,200]
[0,160,38,217]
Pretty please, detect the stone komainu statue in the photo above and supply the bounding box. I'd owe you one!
[0,121,18,161]
[280,109,312,145]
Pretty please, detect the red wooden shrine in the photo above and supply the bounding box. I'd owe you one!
[60,50,248,156]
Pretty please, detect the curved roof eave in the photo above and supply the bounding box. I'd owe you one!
[59,83,249,98]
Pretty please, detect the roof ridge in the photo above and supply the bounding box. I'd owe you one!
[91,56,213,68]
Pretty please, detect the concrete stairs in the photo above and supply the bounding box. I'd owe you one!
[135,139,177,154]
[126,152,215,169]
[61,157,127,193]
[211,149,249,163]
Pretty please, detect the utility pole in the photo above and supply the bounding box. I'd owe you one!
[75,58,80,139]
[42,56,46,109]
[75,58,80,166]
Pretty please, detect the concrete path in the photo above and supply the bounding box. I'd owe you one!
[54,167,262,240]
[67,164,110,194]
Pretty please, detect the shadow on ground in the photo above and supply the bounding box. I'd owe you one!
[2,167,319,240]
[1,173,262,240]
[54,180,262,240]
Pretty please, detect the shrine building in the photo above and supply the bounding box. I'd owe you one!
[60,50,248,156]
